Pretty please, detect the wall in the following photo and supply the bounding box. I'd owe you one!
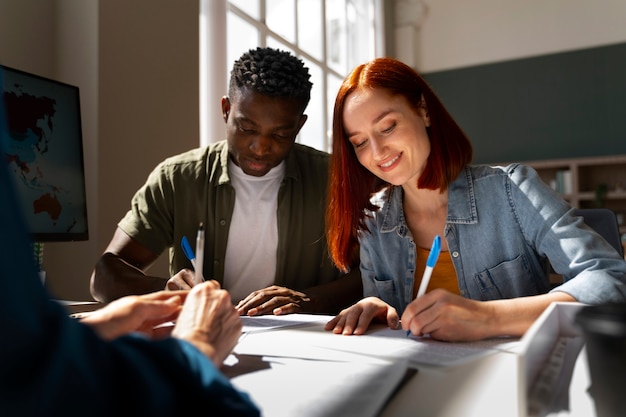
[0,0,98,301]
[97,0,200,300]
[0,0,198,300]
[394,0,626,164]
[413,0,626,73]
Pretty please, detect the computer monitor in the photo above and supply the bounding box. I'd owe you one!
[1,65,88,242]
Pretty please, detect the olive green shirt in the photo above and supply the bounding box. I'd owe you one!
[118,140,343,290]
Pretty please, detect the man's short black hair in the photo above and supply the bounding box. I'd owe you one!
[228,47,312,111]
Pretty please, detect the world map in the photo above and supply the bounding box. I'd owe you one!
[3,77,87,238]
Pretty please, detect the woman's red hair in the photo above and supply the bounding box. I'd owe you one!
[326,58,473,272]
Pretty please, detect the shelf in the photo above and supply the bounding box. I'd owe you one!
[492,154,626,259]
[577,191,626,201]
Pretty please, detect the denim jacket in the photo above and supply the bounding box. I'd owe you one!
[360,164,626,315]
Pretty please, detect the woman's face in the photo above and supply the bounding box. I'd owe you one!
[343,88,431,187]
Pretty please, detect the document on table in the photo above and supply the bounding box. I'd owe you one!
[228,356,412,417]
[234,315,519,368]
[240,314,331,333]
[228,314,521,417]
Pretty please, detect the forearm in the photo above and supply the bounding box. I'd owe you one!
[90,252,168,303]
[303,268,363,314]
[486,291,576,338]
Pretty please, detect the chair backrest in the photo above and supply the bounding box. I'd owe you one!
[573,208,624,258]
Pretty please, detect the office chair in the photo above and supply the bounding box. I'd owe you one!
[573,208,624,258]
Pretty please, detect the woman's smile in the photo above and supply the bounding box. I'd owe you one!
[378,152,402,171]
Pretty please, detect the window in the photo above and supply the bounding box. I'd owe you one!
[213,0,384,152]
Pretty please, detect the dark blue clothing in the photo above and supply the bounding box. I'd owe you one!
[0,69,259,416]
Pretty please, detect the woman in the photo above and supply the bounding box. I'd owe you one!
[324,57,626,342]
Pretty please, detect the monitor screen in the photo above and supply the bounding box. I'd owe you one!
[1,65,88,242]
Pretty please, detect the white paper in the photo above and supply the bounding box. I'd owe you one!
[229,356,411,417]
[234,320,519,368]
[240,313,332,333]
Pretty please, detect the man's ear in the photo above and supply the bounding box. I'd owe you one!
[296,114,308,135]
[221,96,231,122]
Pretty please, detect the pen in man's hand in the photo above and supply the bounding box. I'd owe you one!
[181,235,197,270]
[194,222,205,285]
[407,235,441,336]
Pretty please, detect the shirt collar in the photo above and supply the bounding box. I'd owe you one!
[377,166,478,234]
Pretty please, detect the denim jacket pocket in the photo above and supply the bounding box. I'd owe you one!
[372,276,403,310]
[472,254,538,300]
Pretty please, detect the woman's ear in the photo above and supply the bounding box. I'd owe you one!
[418,95,430,127]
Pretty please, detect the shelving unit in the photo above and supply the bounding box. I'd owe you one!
[509,154,626,257]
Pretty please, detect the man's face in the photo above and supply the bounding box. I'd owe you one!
[222,88,307,177]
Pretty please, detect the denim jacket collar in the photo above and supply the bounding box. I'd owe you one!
[377,166,478,236]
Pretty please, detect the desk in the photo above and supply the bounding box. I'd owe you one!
[56,299,102,317]
[382,344,595,417]
[223,305,595,417]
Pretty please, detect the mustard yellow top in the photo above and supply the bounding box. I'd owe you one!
[413,246,459,298]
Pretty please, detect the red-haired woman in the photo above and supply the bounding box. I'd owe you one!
[324,57,626,342]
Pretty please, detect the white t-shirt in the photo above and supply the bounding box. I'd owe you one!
[223,160,284,303]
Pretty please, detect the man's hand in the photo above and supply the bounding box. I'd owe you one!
[165,268,199,291]
[235,285,311,316]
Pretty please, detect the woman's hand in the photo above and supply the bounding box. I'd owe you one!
[400,289,496,341]
[400,289,575,342]
[81,291,188,340]
[324,296,399,335]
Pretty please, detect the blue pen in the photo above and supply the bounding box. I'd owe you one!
[181,232,205,284]
[181,235,197,270]
[407,235,441,336]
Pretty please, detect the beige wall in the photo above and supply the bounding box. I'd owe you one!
[96,0,200,300]
[403,0,626,72]
[1,0,198,300]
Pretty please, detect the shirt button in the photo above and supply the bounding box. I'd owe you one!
[452,251,459,258]
[219,219,226,226]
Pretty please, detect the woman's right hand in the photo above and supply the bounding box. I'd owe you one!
[324,296,400,335]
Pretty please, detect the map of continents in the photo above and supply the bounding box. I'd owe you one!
[3,86,71,230]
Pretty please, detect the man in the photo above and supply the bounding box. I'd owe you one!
[91,47,361,315]
[0,68,259,416]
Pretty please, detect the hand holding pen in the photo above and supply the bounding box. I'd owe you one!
[181,222,205,285]
[406,235,441,336]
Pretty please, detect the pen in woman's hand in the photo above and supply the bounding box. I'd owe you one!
[407,235,441,336]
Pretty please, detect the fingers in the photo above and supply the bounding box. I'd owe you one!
[400,289,491,341]
[173,282,242,366]
[82,293,184,340]
[401,290,440,336]
[386,308,401,330]
[236,286,310,316]
[166,269,196,290]
[324,297,393,335]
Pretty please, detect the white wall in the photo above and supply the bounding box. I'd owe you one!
[405,0,626,73]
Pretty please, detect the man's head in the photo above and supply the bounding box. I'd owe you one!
[222,47,312,177]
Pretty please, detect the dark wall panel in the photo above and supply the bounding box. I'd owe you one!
[424,42,626,164]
